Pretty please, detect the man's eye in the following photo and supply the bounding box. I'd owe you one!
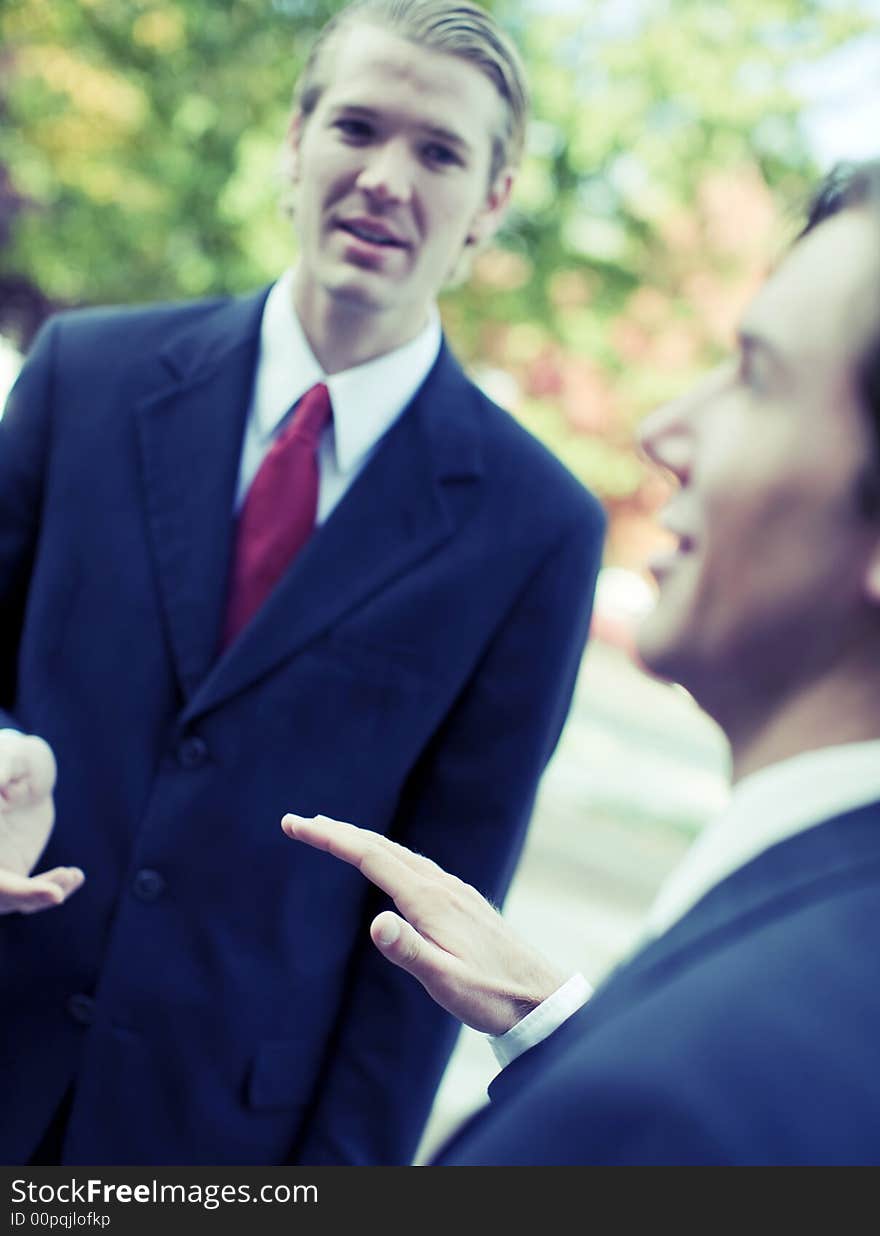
[423,142,460,167]
[335,118,372,141]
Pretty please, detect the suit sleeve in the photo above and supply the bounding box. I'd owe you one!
[0,321,56,728]
[292,499,606,1165]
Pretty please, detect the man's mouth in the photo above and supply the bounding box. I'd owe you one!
[337,219,408,248]
[657,506,698,556]
[647,513,698,581]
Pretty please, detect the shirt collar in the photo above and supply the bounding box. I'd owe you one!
[254,269,442,473]
[644,739,880,938]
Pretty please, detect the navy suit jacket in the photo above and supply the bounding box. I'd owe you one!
[0,289,605,1165]
[439,801,880,1165]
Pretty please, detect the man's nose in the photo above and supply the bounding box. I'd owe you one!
[638,400,693,482]
[356,141,414,204]
[637,365,727,482]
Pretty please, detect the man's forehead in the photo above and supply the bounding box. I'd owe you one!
[315,21,500,112]
[741,208,880,366]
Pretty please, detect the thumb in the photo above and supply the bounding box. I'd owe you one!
[370,911,425,975]
[40,866,86,900]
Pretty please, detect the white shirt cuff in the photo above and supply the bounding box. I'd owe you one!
[488,973,592,1069]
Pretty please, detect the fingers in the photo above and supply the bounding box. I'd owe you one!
[40,866,86,899]
[283,813,422,913]
[0,866,84,914]
[283,813,441,875]
[282,813,371,864]
[283,813,473,941]
[282,812,443,893]
[282,817,450,978]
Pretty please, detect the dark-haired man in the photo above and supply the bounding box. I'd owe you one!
[286,161,880,1165]
[0,0,603,1165]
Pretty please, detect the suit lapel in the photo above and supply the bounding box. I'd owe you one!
[135,289,269,701]
[181,343,485,723]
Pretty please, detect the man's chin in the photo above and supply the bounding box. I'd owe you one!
[634,621,686,687]
[324,267,387,304]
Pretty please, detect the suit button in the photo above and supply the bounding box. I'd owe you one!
[66,994,95,1026]
[133,868,165,902]
[177,735,208,769]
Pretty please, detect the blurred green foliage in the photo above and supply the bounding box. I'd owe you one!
[1,0,335,311]
[0,0,873,535]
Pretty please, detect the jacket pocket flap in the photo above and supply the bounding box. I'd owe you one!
[247,1039,314,1112]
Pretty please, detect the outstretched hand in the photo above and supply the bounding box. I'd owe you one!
[282,813,568,1036]
[0,729,83,914]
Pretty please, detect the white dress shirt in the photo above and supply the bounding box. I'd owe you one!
[491,739,880,1066]
[236,269,442,517]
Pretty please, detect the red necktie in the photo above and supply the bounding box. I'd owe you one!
[221,382,332,648]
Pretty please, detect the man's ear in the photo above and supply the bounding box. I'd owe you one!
[466,167,515,249]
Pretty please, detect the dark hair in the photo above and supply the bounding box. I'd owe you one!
[800,160,880,511]
[293,0,529,182]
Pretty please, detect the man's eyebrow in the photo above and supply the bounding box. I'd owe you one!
[421,124,472,152]
[329,103,379,121]
[329,104,472,152]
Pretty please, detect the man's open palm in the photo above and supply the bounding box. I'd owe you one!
[0,729,83,913]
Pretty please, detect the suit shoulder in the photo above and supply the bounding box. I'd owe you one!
[586,876,880,1073]
[33,293,239,353]
[466,377,605,532]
